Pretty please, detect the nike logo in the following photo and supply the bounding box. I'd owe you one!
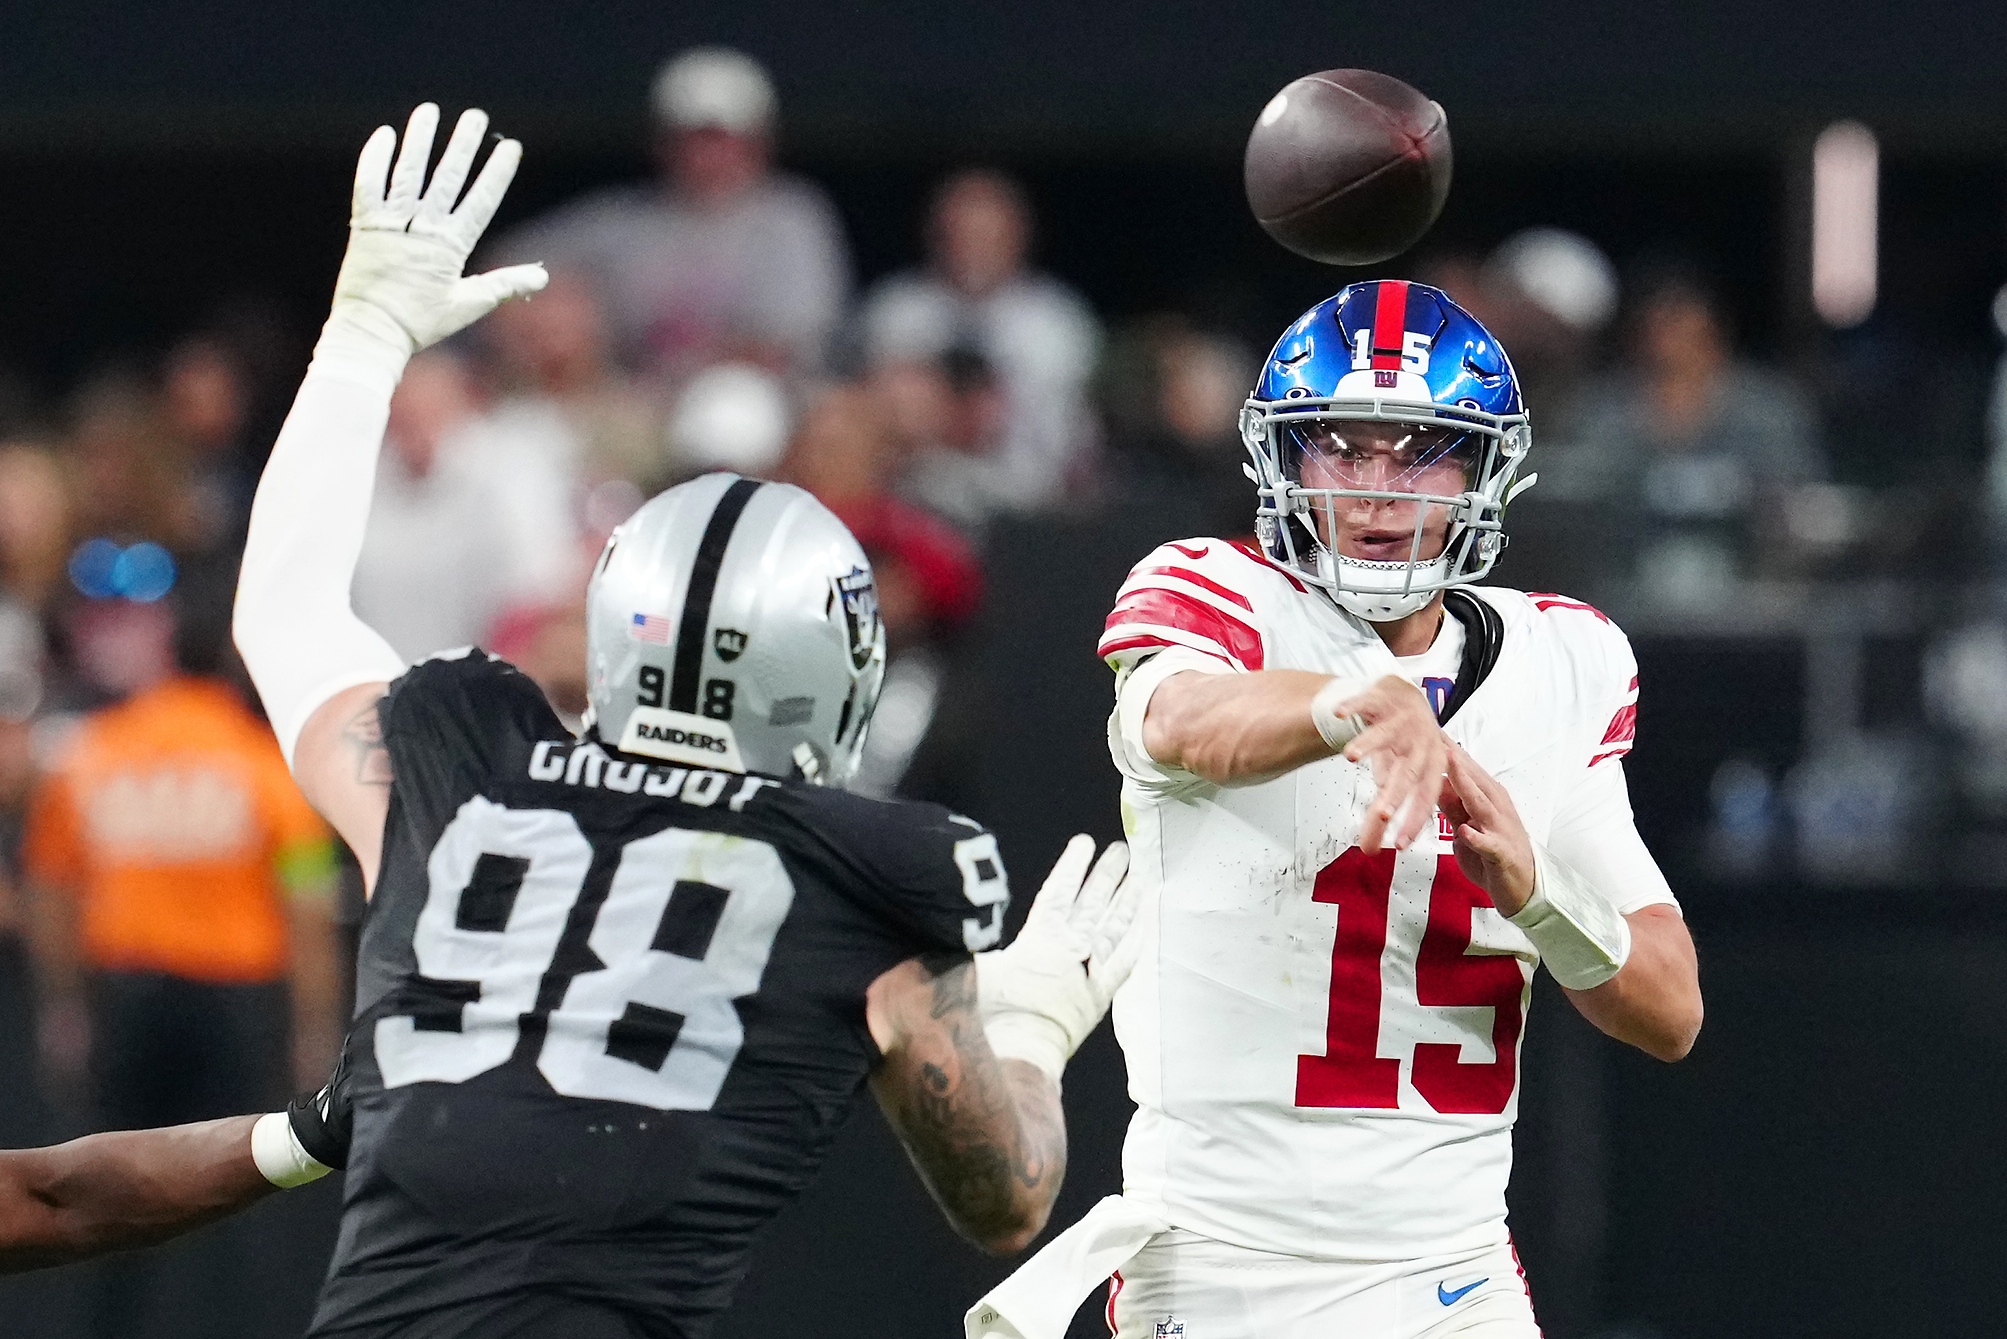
[1438,1278,1487,1306]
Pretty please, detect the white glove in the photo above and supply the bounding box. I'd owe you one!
[315,103,548,386]
[974,835,1140,1084]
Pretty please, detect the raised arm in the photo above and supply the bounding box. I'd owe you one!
[1140,665,1447,851]
[866,837,1137,1255]
[232,102,545,881]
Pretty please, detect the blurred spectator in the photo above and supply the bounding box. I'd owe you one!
[352,350,581,663]
[1432,229,1619,445]
[482,268,675,500]
[156,334,257,546]
[859,169,1102,519]
[0,442,73,613]
[23,581,337,1337]
[1561,266,1825,602]
[0,601,45,1148]
[498,47,851,384]
[666,360,794,481]
[875,346,1012,534]
[25,578,340,1100]
[1100,315,1257,539]
[63,364,208,553]
[782,386,982,797]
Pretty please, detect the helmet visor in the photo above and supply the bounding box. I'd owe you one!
[1280,418,1482,496]
[1278,418,1483,567]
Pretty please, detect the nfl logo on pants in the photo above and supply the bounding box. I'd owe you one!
[1155,1322,1185,1338]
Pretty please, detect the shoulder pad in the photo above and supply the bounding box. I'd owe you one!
[1099,538,1289,673]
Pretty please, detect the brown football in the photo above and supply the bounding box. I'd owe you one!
[1244,68,1452,266]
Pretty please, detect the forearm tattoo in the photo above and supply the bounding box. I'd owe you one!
[342,698,393,788]
[882,959,1065,1248]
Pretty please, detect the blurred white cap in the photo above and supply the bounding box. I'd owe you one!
[1487,228,1619,333]
[651,48,777,133]
[670,363,792,474]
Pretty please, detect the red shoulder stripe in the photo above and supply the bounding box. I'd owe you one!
[1166,542,1209,560]
[1227,540,1309,592]
[1102,587,1264,670]
[1527,592,1612,625]
[1600,703,1637,746]
[1588,746,1633,768]
[1130,565,1253,611]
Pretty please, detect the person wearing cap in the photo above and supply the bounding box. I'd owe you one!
[497,47,851,385]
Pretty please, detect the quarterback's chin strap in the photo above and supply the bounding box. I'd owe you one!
[234,103,546,766]
[973,836,1139,1084]
[1510,843,1632,990]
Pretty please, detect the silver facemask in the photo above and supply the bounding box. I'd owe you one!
[584,474,886,788]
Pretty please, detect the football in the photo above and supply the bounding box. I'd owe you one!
[1243,68,1453,266]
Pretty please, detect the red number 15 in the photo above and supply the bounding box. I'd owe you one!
[1294,846,1527,1116]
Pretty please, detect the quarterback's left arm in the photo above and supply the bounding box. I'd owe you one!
[1440,747,1702,1062]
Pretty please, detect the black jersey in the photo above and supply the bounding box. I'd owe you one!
[310,652,1009,1338]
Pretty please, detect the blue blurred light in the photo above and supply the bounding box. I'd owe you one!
[68,539,178,602]
[113,543,176,602]
[68,538,122,600]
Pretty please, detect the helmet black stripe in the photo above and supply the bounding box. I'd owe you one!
[670,477,763,714]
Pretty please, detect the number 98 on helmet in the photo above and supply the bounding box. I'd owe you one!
[584,473,886,788]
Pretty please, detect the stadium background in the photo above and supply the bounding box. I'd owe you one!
[0,2,2001,1335]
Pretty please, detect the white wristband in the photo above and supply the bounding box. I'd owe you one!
[982,1013,1070,1086]
[251,1111,335,1189]
[1309,675,1371,752]
[1509,845,1633,991]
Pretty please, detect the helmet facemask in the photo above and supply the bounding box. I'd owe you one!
[1246,394,1530,621]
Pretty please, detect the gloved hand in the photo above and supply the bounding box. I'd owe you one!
[317,102,547,379]
[974,834,1140,1084]
[252,1030,355,1188]
[286,1030,355,1172]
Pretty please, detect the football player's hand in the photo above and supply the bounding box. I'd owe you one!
[1438,743,1536,915]
[285,1030,355,1173]
[974,834,1136,1082]
[325,103,547,360]
[1336,675,1450,853]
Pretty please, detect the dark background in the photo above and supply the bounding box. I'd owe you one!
[2,3,2003,1337]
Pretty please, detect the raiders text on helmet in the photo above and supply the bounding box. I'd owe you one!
[585,474,886,787]
[1242,280,1533,621]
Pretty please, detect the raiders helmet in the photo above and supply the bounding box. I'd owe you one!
[585,474,886,787]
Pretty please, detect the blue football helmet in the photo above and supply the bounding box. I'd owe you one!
[1242,281,1533,621]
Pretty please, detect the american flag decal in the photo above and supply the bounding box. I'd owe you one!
[629,613,672,644]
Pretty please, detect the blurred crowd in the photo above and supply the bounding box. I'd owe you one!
[0,49,2005,1282]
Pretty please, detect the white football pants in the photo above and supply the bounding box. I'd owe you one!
[1105,1231,1541,1339]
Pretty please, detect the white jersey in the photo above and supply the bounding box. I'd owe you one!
[1096,537,1675,1262]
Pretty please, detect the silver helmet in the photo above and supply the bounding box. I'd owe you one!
[584,473,886,787]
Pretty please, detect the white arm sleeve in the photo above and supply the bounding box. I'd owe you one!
[1106,647,1237,786]
[232,325,410,768]
[1545,759,1680,916]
